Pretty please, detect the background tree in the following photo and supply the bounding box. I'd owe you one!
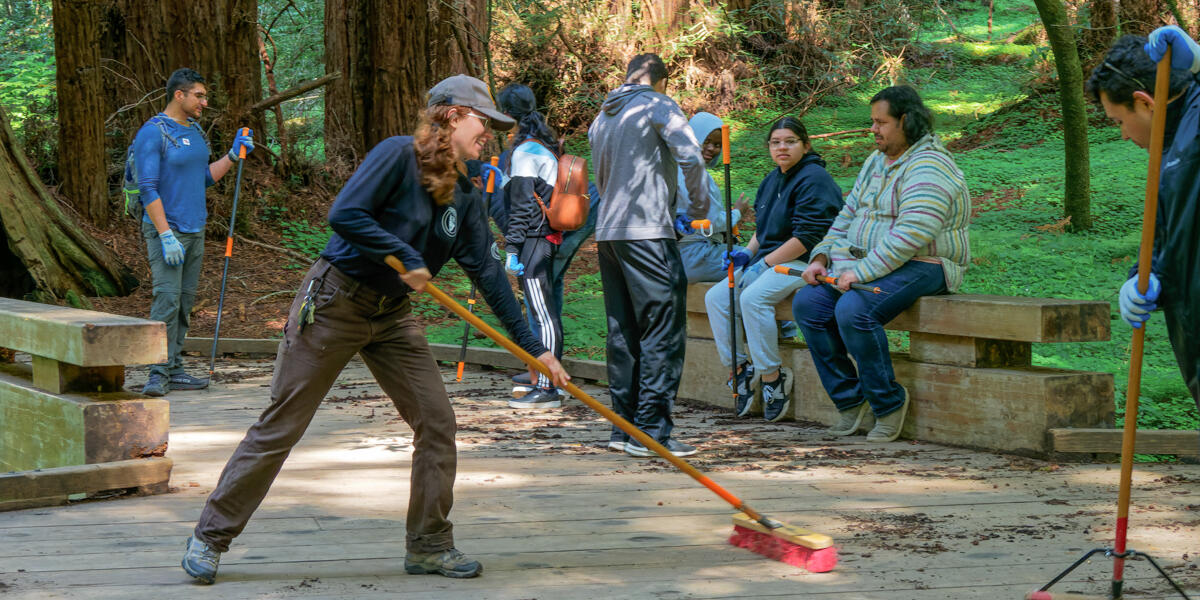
[1119,0,1162,36]
[52,0,108,227]
[1033,0,1091,231]
[0,102,136,304]
[324,0,486,166]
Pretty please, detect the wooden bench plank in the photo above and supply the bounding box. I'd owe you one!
[1049,428,1199,455]
[686,283,1111,343]
[0,457,172,506]
[0,298,165,367]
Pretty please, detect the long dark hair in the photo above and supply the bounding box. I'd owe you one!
[870,85,933,144]
[498,83,558,150]
[765,116,811,147]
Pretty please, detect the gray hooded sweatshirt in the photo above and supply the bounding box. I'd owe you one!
[588,83,709,241]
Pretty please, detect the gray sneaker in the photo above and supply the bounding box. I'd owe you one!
[625,438,698,458]
[828,402,870,436]
[169,372,210,390]
[404,548,482,578]
[181,535,220,584]
[142,373,168,397]
[508,387,562,409]
[760,367,793,422]
[866,385,910,442]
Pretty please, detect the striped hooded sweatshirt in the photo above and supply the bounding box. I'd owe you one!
[810,133,971,292]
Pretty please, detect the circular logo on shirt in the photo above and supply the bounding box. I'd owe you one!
[441,207,459,238]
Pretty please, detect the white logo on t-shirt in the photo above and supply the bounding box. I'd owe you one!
[182,138,191,146]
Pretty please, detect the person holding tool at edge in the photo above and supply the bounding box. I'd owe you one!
[181,74,569,584]
[705,117,841,421]
[495,83,568,409]
[132,67,254,397]
[589,53,710,458]
[674,111,751,283]
[1088,28,1200,440]
[793,85,970,443]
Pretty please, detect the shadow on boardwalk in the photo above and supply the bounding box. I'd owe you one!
[1,357,1197,599]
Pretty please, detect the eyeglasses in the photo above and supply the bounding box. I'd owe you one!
[464,111,491,128]
[1102,61,1149,91]
[768,138,802,148]
[186,90,208,101]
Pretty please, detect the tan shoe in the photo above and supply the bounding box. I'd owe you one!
[866,386,910,442]
[827,402,870,436]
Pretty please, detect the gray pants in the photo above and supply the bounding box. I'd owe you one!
[142,220,205,378]
[194,259,458,554]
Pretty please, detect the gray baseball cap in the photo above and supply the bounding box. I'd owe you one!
[426,75,516,130]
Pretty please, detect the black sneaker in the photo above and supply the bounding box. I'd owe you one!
[169,372,210,390]
[625,438,698,458]
[404,548,482,578]
[727,363,756,417]
[761,367,793,423]
[142,373,168,397]
[507,387,562,409]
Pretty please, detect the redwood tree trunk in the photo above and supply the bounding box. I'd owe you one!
[0,103,137,303]
[1119,0,1162,36]
[1034,0,1092,231]
[324,0,485,166]
[53,0,109,228]
[1083,0,1117,58]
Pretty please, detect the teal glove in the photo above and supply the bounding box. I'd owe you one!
[227,129,255,161]
[159,229,185,267]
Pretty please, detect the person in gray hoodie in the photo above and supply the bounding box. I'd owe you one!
[588,53,710,458]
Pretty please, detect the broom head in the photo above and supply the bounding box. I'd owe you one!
[730,512,838,572]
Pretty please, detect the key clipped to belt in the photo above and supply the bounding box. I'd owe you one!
[297,279,317,332]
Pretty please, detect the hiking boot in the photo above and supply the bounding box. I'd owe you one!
[625,438,698,458]
[828,402,870,436]
[169,372,210,391]
[866,386,910,443]
[404,547,482,578]
[727,363,756,417]
[142,373,168,397]
[507,387,562,409]
[760,367,793,423]
[181,535,220,584]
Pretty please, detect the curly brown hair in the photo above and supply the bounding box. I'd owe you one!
[413,104,470,206]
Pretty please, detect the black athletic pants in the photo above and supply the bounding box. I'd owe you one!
[519,236,562,389]
[597,239,687,445]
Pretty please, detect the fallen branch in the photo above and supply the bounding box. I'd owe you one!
[811,128,872,140]
[234,234,312,262]
[251,72,340,112]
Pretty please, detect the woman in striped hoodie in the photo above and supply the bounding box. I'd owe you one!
[794,85,970,443]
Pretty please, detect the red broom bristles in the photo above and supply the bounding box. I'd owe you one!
[729,525,839,572]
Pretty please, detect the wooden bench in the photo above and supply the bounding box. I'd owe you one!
[0,298,171,510]
[679,283,1116,457]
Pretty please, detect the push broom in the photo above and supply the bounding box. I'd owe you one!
[1026,51,1191,600]
[384,254,837,572]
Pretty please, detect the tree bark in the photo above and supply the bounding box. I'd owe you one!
[0,102,137,303]
[324,0,485,166]
[1033,0,1092,231]
[1083,0,1117,59]
[53,0,110,228]
[1119,0,1162,36]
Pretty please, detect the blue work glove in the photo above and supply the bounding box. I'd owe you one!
[744,260,768,277]
[479,163,505,191]
[505,252,525,277]
[1146,25,1200,73]
[159,229,185,267]
[722,249,751,270]
[674,215,695,235]
[1119,273,1161,329]
[227,128,255,161]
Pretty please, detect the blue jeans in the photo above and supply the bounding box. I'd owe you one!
[793,260,947,417]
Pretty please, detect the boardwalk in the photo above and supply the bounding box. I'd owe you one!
[1,356,1197,599]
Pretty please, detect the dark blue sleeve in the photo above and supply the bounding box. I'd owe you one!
[790,170,843,252]
[327,138,426,270]
[453,194,547,357]
[134,124,163,206]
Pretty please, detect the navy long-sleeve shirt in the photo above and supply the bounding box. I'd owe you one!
[751,152,843,264]
[320,136,546,357]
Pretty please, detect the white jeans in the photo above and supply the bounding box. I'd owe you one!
[704,259,807,374]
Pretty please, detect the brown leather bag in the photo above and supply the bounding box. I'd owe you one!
[526,139,590,231]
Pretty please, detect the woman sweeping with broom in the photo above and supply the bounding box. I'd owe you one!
[181,74,569,585]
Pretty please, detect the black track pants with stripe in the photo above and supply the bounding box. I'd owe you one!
[519,236,563,389]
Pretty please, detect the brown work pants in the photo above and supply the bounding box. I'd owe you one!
[194,258,457,553]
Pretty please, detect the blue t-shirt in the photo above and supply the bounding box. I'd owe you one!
[134,113,215,233]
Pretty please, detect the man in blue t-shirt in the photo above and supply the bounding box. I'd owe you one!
[134,68,254,397]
